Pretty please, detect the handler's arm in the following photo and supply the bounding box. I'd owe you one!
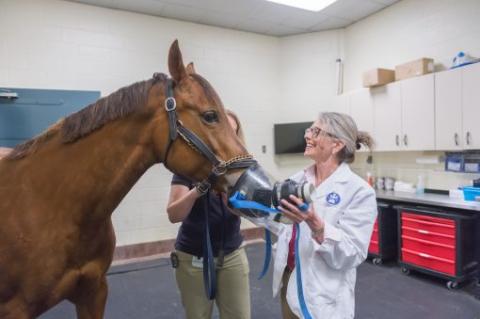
[166,184,202,223]
[0,147,12,159]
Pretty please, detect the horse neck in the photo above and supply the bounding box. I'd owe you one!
[34,116,157,223]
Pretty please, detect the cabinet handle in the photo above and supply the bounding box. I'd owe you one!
[454,133,459,146]
[418,252,431,259]
[395,135,399,146]
[466,131,471,145]
[403,134,408,146]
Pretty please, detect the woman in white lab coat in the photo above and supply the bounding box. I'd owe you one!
[274,112,377,319]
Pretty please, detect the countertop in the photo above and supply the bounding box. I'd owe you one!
[376,190,480,212]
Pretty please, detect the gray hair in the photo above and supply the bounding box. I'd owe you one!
[318,112,374,163]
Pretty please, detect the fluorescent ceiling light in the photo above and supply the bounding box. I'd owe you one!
[265,0,338,12]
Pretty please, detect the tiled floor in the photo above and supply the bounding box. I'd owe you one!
[40,242,480,319]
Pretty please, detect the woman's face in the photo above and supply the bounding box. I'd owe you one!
[304,120,343,163]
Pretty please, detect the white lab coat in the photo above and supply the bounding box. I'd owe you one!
[272,163,377,319]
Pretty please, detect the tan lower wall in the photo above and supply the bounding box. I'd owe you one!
[113,227,265,263]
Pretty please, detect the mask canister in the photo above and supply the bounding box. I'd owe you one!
[228,163,315,234]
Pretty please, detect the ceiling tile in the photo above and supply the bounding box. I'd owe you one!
[65,0,400,36]
[322,0,385,21]
[309,16,353,31]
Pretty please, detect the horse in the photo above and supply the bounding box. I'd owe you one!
[0,40,257,319]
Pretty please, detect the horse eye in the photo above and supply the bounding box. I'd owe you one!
[202,111,219,123]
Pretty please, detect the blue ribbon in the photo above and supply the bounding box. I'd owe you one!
[295,223,313,319]
[228,191,312,318]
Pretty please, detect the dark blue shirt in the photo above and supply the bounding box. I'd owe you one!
[171,174,243,257]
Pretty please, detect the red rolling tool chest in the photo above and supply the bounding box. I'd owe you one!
[396,205,478,289]
[368,202,398,265]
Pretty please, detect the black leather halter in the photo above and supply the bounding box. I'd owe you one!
[161,77,256,191]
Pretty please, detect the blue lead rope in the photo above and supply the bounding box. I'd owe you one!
[294,223,313,319]
[228,191,312,318]
[203,191,216,300]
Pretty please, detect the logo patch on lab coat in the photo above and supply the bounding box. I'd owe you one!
[326,192,341,205]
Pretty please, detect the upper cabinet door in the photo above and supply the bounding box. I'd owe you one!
[401,74,435,150]
[349,89,374,152]
[372,82,402,151]
[435,68,463,150]
[462,62,480,149]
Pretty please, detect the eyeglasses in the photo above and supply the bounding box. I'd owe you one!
[304,126,336,138]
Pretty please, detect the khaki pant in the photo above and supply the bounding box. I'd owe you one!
[174,248,251,319]
[280,268,299,319]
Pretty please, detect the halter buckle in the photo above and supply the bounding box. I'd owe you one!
[212,161,227,176]
[165,97,176,111]
[196,180,211,195]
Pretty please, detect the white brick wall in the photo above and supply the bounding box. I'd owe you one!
[0,0,279,246]
[2,0,480,246]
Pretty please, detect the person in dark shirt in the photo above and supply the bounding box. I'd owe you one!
[166,110,250,319]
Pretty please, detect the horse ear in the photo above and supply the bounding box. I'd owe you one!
[186,62,196,75]
[168,39,187,82]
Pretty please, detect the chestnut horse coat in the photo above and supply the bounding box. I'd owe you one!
[0,40,249,319]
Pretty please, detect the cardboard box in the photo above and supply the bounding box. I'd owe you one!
[362,68,395,88]
[395,58,434,81]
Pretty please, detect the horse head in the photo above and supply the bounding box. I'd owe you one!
[148,40,255,192]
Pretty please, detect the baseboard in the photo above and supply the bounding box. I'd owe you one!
[113,227,265,262]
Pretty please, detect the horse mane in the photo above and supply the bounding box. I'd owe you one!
[6,73,168,160]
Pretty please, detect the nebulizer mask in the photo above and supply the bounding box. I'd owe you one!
[228,163,315,235]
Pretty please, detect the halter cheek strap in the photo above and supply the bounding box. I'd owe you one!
[161,76,256,190]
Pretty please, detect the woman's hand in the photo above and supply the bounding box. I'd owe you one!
[277,195,315,223]
[278,195,325,242]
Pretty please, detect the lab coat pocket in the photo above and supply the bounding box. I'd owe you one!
[308,258,343,304]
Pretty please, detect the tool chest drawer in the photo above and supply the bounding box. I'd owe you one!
[402,248,455,275]
[396,205,478,288]
[401,226,455,245]
[401,214,455,236]
[402,235,455,260]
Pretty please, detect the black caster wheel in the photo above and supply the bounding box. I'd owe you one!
[446,281,459,290]
[401,267,410,275]
[373,258,382,265]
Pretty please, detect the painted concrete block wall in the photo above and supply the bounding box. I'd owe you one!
[0,0,279,246]
[3,0,480,246]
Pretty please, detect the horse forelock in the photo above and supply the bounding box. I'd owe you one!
[7,74,168,160]
[190,73,222,107]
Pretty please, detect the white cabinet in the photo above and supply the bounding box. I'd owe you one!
[372,74,435,151]
[372,83,402,151]
[401,74,435,150]
[462,62,480,149]
[349,89,374,152]
[435,63,480,150]
[435,68,462,150]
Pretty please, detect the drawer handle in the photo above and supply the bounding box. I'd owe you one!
[417,229,429,234]
[418,252,431,259]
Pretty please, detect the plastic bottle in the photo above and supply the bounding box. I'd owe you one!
[416,175,425,195]
[366,172,374,187]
